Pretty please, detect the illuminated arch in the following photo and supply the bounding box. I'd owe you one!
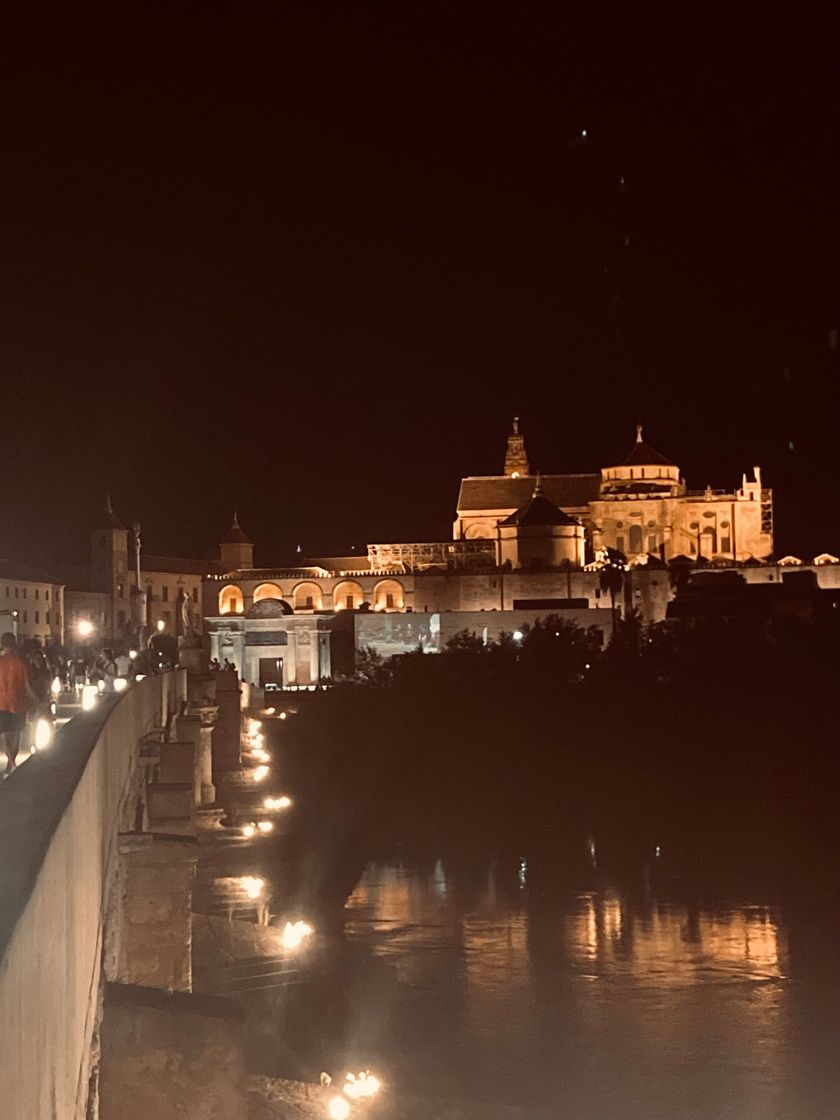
[253,582,283,603]
[292,581,323,611]
[333,580,365,611]
[373,578,405,611]
[218,584,244,615]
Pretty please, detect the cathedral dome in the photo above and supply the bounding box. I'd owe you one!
[600,425,682,497]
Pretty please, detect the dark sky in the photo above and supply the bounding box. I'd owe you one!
[2,5,838,567]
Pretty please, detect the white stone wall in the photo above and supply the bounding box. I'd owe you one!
[0,671,186,1120]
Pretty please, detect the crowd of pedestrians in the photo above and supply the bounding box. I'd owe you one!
[0,634,169,777]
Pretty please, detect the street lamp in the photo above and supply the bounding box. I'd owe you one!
[156,619,165,632]
[77,619,94,639]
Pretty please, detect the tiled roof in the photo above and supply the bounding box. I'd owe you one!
[621,441,674,468]
[0,559,64,585]
[457,474,600,514]
[499,494,580,527]
[222,513,252,545]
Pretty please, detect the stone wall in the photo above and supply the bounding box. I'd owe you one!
[0,671,186,1120]
[113,834,198,992]
[99,983,248,1120]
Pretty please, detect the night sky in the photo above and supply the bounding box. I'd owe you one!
[2,6,838,568]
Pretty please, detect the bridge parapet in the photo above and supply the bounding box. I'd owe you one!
[0,670,187,1120]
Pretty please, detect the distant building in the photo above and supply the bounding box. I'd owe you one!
[0,560,65,646]
[200,418,840,687]
[64,500,232,646]
[456,420,774,562]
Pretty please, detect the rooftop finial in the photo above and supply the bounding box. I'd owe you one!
[512,415,520,435]
[105,493,114,514]
[533,471,543,497]
[232,511,240,528]
[636,422,643,443]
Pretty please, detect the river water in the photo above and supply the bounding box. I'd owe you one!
[332,850,840,1119]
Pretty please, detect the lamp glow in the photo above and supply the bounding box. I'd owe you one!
[81,685,98,711]
[241,876,264,899]
[77,619,94,638]
[242,823,256,838]
[264,795,292,811]
[156,620,165,632]
[34,718,53,751]
[281,920,313,950]
[343,1071,381,1101]
[327,1097,350,1120]
[257,820,274,834]
[114,677,128,692]
[252,765,270,782]
[50,676,62,699]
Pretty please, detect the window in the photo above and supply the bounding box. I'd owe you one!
[629,525,643,553]
[118,610,126,626]
[346,595,354,609]
[305,596,314,609]
[721,536,731,553]
[23,611,27,623]
[192,587,198,603]
[45,589,49,601]
[648,535,657,552]
[616,536,625,553]
[46,611,50,625]
[15,587,19,598]
[385,592,395,609]
[35,589,39,600]
[595,588,601,599]
[162,585,169,602]
[34,611,39,624]
[22,588,27,599]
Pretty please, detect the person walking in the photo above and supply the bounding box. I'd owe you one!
[0,632,33,776]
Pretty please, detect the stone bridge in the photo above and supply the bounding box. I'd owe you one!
[0,669,244,1120]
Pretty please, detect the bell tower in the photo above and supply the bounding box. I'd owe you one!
[90,496,129,641]
[504,416,530,478]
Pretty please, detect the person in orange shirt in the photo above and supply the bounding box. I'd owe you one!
[0,632,33,776]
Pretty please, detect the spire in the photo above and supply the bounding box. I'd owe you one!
[532,471,543,497]
[635,422,643,443]
[504,416,530,478]
[223,513,251,545]
[98,495,126,530]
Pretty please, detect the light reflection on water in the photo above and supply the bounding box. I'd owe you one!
[342,857,840,1119]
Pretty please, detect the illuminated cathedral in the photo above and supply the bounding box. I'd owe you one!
[455,418,774,563]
